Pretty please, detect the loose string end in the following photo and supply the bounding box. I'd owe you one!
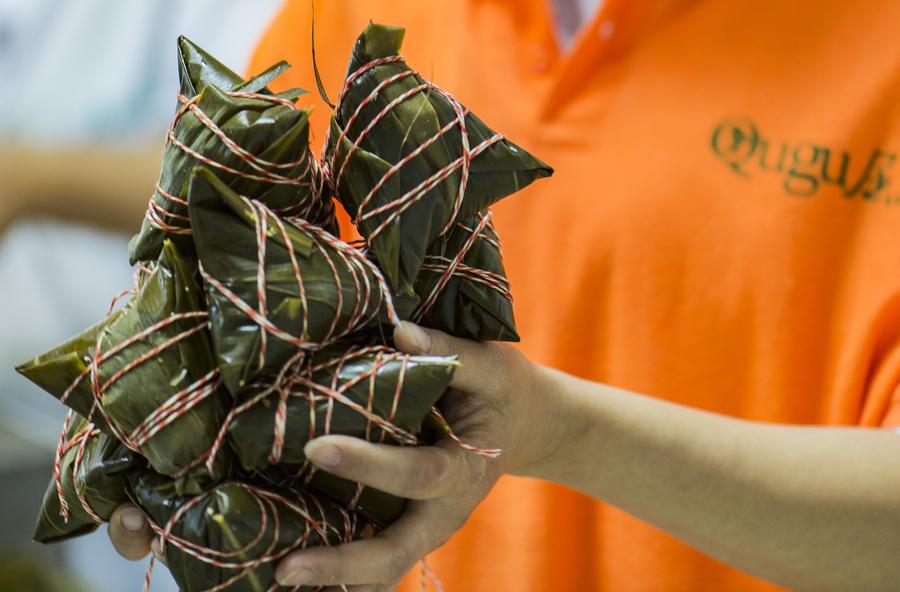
[311,0,335,109]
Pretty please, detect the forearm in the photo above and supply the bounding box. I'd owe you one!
[524,367,900,592]
[0,145,161,233]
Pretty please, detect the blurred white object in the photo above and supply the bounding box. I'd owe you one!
[0,0,283,142]
[0,1,283,590]
[0,220,133,457]
[0,0,283,451]
[550,0,603,49]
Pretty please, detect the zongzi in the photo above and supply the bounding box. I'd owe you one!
[33,413,136,544]
[188,167,397,395]
[19,241,231,494]
[129,37,335,264]
[323,23,552,314]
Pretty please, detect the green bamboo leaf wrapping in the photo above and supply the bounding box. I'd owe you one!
[177,36,245,97]
[16,316,120,433]
[129,470,367,592]
[18,241,232,494]
[226,343,456,468]
[129,39,334,264]
[188,167,394,395]
[225,343,455,526]
[323,22,552,310]
[33,415,136,544]
[177,35,304,99]
[261,464,406,529]
[413,213,518,341]
[101,241,231,493]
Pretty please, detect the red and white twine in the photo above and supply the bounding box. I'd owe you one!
[142,481,357,592]
[198,196,400,382]
[146,88,325,237]
[324,56,512,323]
[326,55,503,243]
[50,51,515,592]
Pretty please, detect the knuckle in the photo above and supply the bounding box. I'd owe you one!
[486,344,512,377]
[426,330,449,356]
[481,343,527,396]
[457,342,504,393]
[407,451,451,497]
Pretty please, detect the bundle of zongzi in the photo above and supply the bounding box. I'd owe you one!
[129,37,335,264]
[18,23,553,591]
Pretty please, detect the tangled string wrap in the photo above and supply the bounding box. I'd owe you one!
[198,195,400,367]
[146,90,325,236]
[142,481,358,592]
[51,55,514,592]
[413,212,511,324]
[323,56,511,323]
[52,413,103,523]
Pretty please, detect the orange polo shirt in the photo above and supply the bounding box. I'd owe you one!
[251,1,900,590]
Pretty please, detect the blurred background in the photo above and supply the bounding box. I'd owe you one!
[0,1,282,589]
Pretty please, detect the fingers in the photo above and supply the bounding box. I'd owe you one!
[108,503,153,561]
[276,536,404,587]
[277,501,461,588]
[393,322,496,393]
[305,435,469,499]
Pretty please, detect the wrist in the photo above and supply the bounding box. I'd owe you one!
[508,364,584,480]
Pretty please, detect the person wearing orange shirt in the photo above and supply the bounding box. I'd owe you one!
[109,1,900,590]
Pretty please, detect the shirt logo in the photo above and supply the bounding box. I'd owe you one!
[711,117,897,203]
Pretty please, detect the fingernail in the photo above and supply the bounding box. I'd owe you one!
[277,566,314,586]
[398,321,430,353]
[305,440,342,468]
[120,508,145,532]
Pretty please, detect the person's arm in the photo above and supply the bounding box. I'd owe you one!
[536,371,900,592]
[0,144,162,233]
[108,323,900,591]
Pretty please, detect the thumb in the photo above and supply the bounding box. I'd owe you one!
[394,321,437,355]
[108,503,153,561]
[393,322,493,392]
